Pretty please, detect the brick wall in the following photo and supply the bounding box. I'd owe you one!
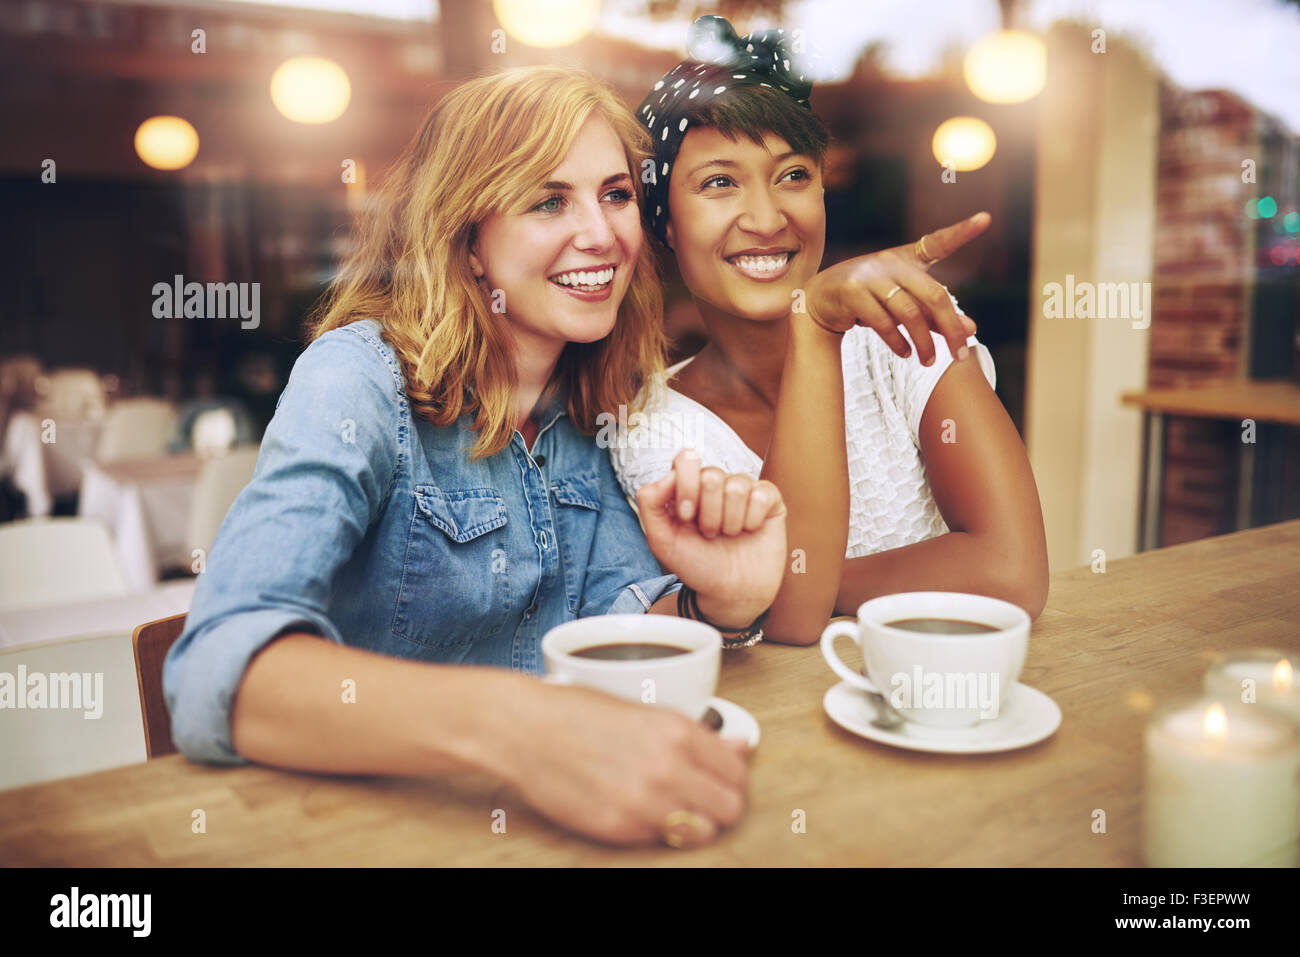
[1151,88,1255,546]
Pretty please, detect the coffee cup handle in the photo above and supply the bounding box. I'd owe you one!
[820,621,880,694]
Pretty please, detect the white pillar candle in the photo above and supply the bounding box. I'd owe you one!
[1144,698,1300,867]
[1204,649,1300,724]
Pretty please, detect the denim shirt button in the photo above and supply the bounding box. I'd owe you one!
[534,454,546,467]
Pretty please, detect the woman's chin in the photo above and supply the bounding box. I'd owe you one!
[561,313,619,344]
[722,299,794,322]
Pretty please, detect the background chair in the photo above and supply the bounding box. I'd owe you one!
[168,397,258,455]
[132,612,187,759]
[94,397,177,463]
[0,517,130,612]
[0,631,146,790]
[184,445,259,561]
[34,367,107,421]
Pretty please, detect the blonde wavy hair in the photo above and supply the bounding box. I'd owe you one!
[308,66,666,459]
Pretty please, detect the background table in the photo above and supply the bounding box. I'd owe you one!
[0,579,195,652]
[1,520,1296,866]
[78,454,205,590]
[1121,379,1300,551]
[0,410,103,517]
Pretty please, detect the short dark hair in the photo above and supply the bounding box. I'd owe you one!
[679,83,830,166]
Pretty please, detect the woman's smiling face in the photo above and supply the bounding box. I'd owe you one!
[469,114,643,354]
[666,126,826,322]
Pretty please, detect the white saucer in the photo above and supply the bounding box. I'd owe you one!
[822,681,1061,754]
[708,696,760,749]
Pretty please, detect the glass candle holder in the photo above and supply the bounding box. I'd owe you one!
[1144,696,1300,867]
[1204,649,1299,724]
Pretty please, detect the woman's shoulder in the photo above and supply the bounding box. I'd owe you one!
[605,370,762,496]
[290,319,408,402]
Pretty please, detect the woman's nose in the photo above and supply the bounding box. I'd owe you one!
[738,188,787,237]
[573,200,616,251]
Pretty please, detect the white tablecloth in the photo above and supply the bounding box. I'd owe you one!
[78,454,205,590]
[0,578,196,652]
[1,411,103,516]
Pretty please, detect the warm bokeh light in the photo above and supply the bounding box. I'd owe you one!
[270,57,351,124]
[1203,702,1227,739]
[134,116,199,171]
[963,29,1046,104]
[931,116,997,172]
[1273,658,1293,692]
[493,0,601,48]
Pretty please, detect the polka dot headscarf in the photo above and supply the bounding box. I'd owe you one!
[635,15,816,248]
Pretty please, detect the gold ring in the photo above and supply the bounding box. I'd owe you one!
[884,285,903,302]
[659,809,712,849]
[914,235,940,266]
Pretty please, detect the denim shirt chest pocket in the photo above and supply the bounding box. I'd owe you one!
[393,485,510,648]
[549,470,601,614]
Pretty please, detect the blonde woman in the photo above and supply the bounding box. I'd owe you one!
[164,67,788,848]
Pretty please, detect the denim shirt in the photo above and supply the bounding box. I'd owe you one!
[163,319,681,764]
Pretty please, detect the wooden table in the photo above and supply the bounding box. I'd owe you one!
[2,521,1297,866]
[1121,379,1300,551]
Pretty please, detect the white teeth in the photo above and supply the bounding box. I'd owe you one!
[731,253,791,273]
[552,267,615,287]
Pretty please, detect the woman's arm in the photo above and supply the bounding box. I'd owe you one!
[230,631,751,846]
[834,353,1050,620]
[752,316,849,643]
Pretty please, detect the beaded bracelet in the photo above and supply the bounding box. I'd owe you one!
[676,584,768,649]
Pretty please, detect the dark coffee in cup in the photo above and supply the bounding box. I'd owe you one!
[884,618,999,634]
[570,642,692,660]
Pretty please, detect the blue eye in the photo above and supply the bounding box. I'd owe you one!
[604,188,634,204]
[533,195,564,213]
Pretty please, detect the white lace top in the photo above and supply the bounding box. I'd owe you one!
[609,321,996,559]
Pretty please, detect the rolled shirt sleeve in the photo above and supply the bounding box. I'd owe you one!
[162,327,401,764]
[577,448,683,617]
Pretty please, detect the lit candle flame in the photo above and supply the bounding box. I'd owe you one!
[1273,658,1293,692]
[1203,702,1227,739]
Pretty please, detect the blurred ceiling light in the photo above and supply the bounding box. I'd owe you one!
[963,29,1046,104]
[134,116,200,171]
[932,116,997,172]
[271,57,351,124]
[493,0,601,48]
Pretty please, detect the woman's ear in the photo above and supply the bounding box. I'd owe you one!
[664,218,675,251]
[468,226,486,279]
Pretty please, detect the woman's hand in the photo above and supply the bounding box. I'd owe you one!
[502,679,751,847]
[636,449,787,630]
[804,211,991,366]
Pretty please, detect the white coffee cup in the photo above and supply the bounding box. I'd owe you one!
[541,615,721,720]
[820,592,1030,728]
